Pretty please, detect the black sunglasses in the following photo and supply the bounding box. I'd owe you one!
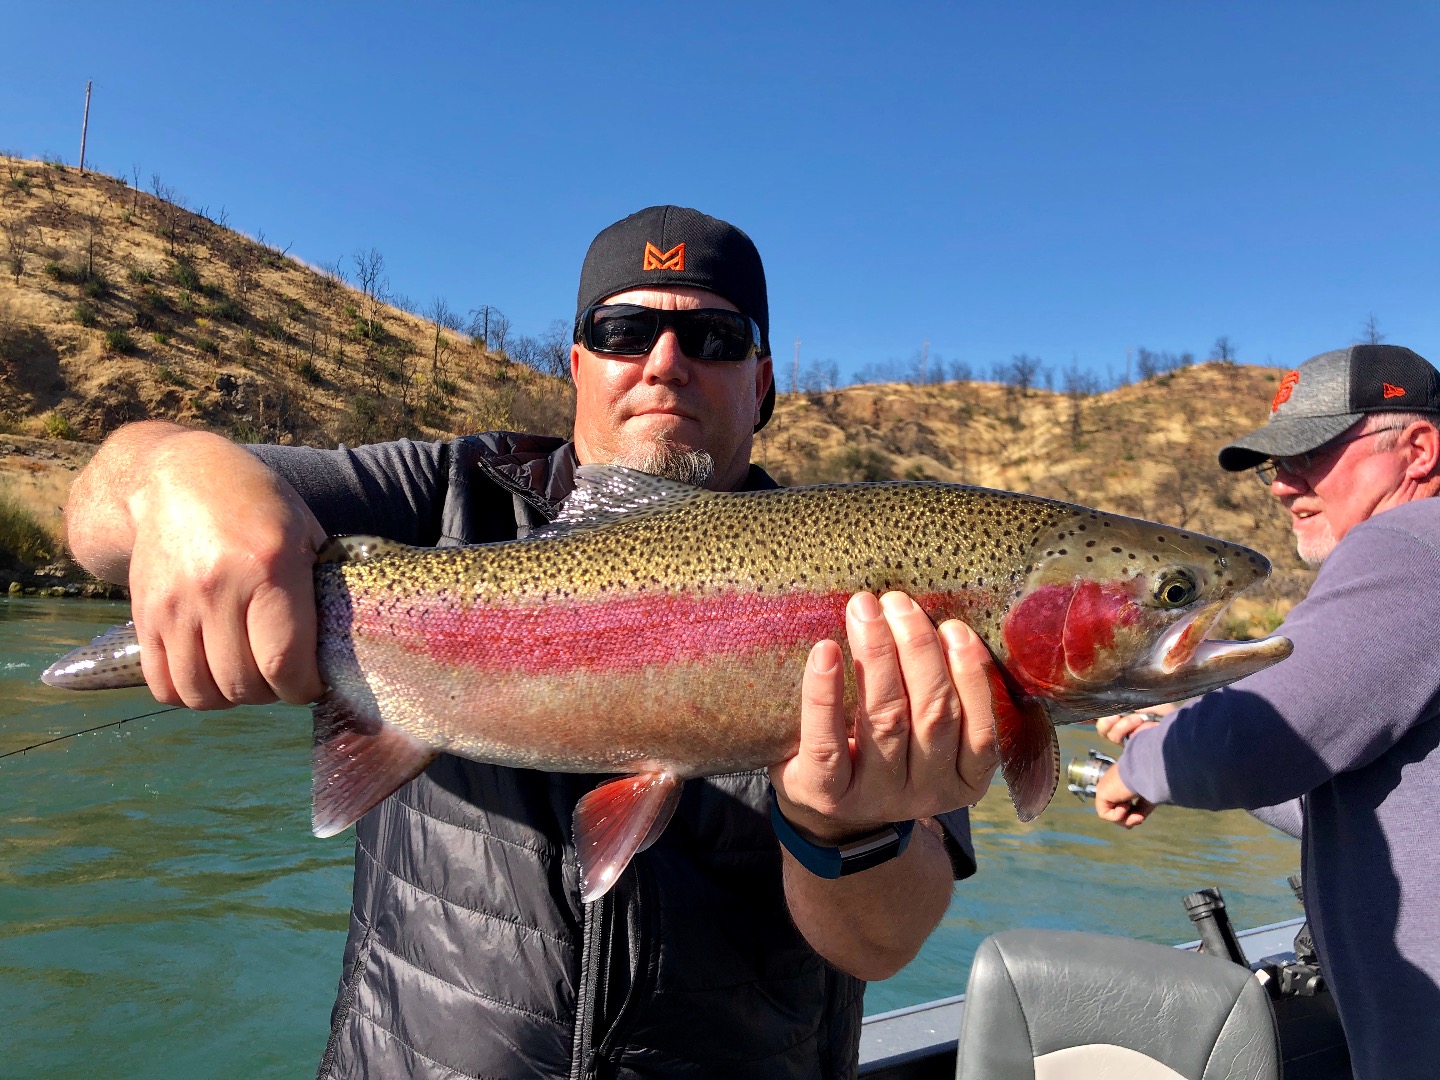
[578,304,762,363]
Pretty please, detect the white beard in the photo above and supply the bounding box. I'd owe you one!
[611,440,716,488]
[1296,521,1337,568]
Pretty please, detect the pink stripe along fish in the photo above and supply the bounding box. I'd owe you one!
[42,465,1292,901]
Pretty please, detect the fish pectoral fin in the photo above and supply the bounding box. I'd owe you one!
[990,673,1060,822]
[573,771,684,903]
[310,693,437,838]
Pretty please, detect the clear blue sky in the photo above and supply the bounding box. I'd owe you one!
[4,2,1437,388]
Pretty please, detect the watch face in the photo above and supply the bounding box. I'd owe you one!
[837,824,912,876]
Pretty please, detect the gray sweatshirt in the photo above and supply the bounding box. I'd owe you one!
[1118,497,1440,1080]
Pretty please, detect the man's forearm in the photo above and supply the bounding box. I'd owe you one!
[67,421,192,582]
[782,818,954,982]
[66,421,303,584]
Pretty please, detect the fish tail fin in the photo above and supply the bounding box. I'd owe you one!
[311,693,437,837]
[574,772,684,902]
[988,667,1061,822]
[41,622,147,690]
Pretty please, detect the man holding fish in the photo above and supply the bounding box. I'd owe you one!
[1094,344,1440,1079]
[63,206,1006,1079]
[58,205,1286,1078]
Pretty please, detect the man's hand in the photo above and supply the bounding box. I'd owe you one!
[66,422,327,710]
[1095,710,1163,746]
[1094,762,1155,828]
[770,590,1000,840]
[767,590,1001,980]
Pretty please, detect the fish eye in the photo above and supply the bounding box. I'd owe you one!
[1154,571,1199,608]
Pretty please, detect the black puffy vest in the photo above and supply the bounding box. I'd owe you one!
[309,433,867,1080]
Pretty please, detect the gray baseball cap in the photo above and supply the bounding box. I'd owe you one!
[1218,344,1440,472]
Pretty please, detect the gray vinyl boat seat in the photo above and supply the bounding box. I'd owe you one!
[955,929,1281,1080]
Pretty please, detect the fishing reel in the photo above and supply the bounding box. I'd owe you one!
[1065,749,1116,799]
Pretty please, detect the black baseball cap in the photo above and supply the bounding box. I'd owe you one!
[1218,345,1440,471]
[574,205,775,430]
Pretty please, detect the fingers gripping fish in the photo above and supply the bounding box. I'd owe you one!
[42,466,1292,900]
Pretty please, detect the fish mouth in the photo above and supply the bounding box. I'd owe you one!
[1130,601,1293,695]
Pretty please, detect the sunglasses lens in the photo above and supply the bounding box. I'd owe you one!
[584,305,757,361]
[673,311,755,362]
[587,306,657,355]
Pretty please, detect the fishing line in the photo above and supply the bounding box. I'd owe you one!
[0,706,185,760]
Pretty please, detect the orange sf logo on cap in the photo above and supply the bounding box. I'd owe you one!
[643,242,685,271]
[1383,382,1407,399]
[1271,370,1300,413]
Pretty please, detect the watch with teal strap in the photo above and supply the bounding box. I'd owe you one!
[768,785,916,878]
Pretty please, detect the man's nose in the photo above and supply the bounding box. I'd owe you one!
[1271,466,1310,496]
[642,329,690,383]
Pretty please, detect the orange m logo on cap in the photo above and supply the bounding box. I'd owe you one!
[1384,382,1407,399]
[1271,370,1300,413]
[643,242,685,271]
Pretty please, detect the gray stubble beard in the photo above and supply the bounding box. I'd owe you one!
[611,439,716,488]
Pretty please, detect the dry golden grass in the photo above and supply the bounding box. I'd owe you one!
[0,154,574,447]
[0,154,1313,626]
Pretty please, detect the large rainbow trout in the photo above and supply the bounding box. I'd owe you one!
[43,466,1291,900]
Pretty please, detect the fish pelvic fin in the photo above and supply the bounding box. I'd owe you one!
[574,771,684,903]
[311,693,437,838]
[988,667,1060,822]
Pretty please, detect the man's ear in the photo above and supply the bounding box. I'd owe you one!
[1405,420,1440,480]
[754,356,774,424]
[570,343,583,385]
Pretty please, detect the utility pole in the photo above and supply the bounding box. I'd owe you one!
[1125,347,1132,387]
[79,80,92,175]
[792,338,800,394]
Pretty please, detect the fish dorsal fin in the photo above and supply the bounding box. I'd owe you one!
[315,535,414,564]
[533,465,708,538]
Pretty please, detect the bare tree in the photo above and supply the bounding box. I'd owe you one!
[424,296,463,380]
[1003,353,1044,396]
[537,319,572,377]
[488,310,512,355]
[1212,336,1237,362]
[1358,315,1385,345]
[149,175,184,256]
[80,204,106,279]
[2,213,34,284]
[799,357,840,393]
[352,247,387,317]
[1062,362,1100,448]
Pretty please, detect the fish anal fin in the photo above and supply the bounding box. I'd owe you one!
[988,667,1061,822]
[574,772,684,902]
[311,693,436,838]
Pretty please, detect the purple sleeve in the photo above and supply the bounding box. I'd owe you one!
[245,440,446,543]
[1248,800,1303,839]
[1119,507,1440,810]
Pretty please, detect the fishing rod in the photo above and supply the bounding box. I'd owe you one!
[0,706,184,760]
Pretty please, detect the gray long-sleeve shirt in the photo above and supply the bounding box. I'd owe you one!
[1118,497,1440,1079]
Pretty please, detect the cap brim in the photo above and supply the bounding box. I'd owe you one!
[1217,413,1362,471]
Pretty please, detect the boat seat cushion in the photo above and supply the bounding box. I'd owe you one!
[955,929,1281,1080]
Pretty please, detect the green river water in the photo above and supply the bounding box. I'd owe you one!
[0,597,1303,1078]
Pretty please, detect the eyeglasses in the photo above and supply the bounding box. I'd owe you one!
[1253,425,1406,486]
[578,304,762,363]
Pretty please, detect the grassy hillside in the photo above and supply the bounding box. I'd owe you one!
[0,154,574,447]
[0,154,1310,627]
